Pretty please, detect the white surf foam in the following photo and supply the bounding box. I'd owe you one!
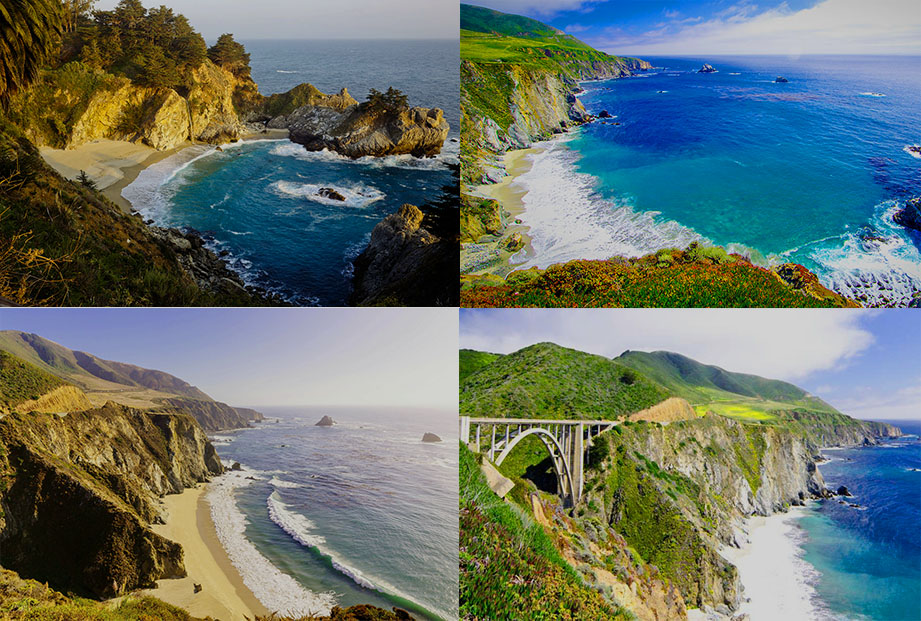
[721,510,828,621]
[276,70,299,74]
[269,476,303,489]
[270,180,385,207]
[207,469,337,616]
[269,141,457,170]
[510,135,704,269]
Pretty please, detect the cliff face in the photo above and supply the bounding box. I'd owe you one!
[11,384,93,415]
[12,60,254,151]
[0,403,221,598]
[580,414,899,611]
[161,396,263,432]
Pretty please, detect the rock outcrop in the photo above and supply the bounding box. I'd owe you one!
[11,385,93,415]
[698,64,717,73]
[350,204,458,306]
[0,403,222,598]
[283,103,449,158]
[315,415,336,427]
[893,197,921,232]
[422,432,442,443]
[160,396,261,432]
[150,226,254,299]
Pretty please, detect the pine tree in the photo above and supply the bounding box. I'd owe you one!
[207,33,250,76]
[79,38,102,69]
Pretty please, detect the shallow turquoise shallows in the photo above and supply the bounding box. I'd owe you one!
[529,55,920,306]
[123,40,458,305]
[211,407,458,621]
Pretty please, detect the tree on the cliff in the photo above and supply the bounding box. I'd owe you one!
[365,87,410,115]
[79,37,102,69]
[0,0,63,102]
[61,0,95,33]
[207,33,250,76]
[136,46,176,89]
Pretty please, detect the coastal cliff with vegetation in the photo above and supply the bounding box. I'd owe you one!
[458,4,858,308]
[459,343,901,618]
[0,0,450,307]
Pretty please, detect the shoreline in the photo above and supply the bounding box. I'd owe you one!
[143,483,270,621]
[461,145,542,276]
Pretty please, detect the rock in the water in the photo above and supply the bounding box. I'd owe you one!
[231,462,242,471]
[893,197,921,232]
[318,187,346,201]
[598,110,612,118]
[350,204,458,306]
[836,485,852,497]
[422,432,442,443]
[504,232,525,252]
[775,76,789,83]
[698,64,717,73]
[315,415,336,427]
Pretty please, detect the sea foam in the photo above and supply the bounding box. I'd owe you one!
[207,469,336,616]
[270,180,385,207]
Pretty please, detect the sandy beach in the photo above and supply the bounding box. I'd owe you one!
[461,146,542,275]
[143,484,269,621]
[716,510,822,621]
[39,130,290,215]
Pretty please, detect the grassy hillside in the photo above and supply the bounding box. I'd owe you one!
[459,348,502,382]
[460,444,627,620]
[0,350,67,410]
[460,342,671,419]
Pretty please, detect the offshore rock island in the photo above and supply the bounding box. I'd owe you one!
[458,4,863,308]
[0,0,454,307]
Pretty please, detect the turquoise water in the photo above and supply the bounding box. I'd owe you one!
[797,421,921,620]
[123,40,458,305]
[209,407,458,620]
[534,55,920,306]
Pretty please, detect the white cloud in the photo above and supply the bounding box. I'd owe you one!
[460,309,876,382]
[828,383,921,421]
[476,0,606,19]
[590,0,921,55]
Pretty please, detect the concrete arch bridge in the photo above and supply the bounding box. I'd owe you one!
[460,416,619,506]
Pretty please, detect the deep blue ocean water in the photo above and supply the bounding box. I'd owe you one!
[527,55,921,306]
[797,420,921,620]
[123,40,458,305]
[209,407,458,620]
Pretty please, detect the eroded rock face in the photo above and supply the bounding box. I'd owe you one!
[0,403,222,598]
[350,204,457,306]
[315,415,336,427]
[286,104,450,158]
[698,64,717,73]
[893,197,921,232]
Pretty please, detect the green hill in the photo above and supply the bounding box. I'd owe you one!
[0,350,67,410]
[459,348,502,382]
[459,342,671,420]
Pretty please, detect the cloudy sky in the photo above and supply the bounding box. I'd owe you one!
[460,309,921,421]
[93,0,458,40]
[0,308,458,410]
[472,0,921,55]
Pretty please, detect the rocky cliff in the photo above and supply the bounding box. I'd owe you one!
[10,60,255,151]
[350,203,458,306]
[160,396,263,432]
[0,402,222,598]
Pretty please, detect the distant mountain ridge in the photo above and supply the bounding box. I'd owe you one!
[0,330,261,431]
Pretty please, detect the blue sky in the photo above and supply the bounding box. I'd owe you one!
[473,0,921,55]
[93,0,458,40]
[460,309,921,421]
[0,309,458,410]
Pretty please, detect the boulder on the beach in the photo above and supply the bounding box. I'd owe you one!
[504,232,525,252]
[775,76,789,83]
[893,197,921,232]
[836,485,852,497]
[315,415,336,427]
[422,432,442,443]
[698,64,717,73]
[193,583,202,593]
[231,462,242,471]
[318,187,346,202]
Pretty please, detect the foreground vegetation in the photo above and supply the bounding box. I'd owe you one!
[460,445,627,620]
[461,247,855,308]
[0,350,66,410]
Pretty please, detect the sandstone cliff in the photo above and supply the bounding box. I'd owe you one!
[0,402,222,598]
[11,60,254,151]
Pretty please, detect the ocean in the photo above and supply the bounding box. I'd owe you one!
[511,55,921,307]
[122,40,458,305]
[796,420,921,620]
[207,407,459,620]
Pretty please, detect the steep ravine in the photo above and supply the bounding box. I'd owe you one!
[0,402,222,598]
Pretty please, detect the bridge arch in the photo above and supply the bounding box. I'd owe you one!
[494,426,577,505]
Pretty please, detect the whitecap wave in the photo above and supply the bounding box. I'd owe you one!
[207,469,337,616]
[276,70,299,74]
[509,135,704,269]
[269,141,457,170]
[270,180,385,207]
[859,92,886,97]
[269,476,303,489]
